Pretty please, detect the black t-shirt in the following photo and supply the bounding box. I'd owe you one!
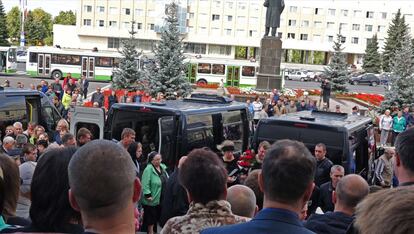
[222,157,240,187]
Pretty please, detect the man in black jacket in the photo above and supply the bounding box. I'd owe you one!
[318,165,344,213]
[91,87,104,107]
[314,143,333,187]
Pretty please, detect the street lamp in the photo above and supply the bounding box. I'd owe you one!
[20,0,27,47]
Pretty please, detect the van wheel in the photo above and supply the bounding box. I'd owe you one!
[197,79,207,86]
[51,70,63,80]
[371,82,378,86]
[353,81,358,85]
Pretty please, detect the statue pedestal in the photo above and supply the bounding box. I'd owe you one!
[256,37,283,90]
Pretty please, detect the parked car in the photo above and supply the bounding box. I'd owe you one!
[285,70,309,81]
[349,73,380,86]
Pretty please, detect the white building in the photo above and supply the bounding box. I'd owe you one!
[53,0,414,66]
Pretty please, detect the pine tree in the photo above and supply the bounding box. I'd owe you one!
[362,35,382,73]
[112,22,145,90]
[382,10,410,72]
[0,0,9,46]
[381,32,414,111]
[323,34,348,92]
[146,2,192,99]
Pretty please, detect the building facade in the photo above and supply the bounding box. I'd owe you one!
[54,0,414,67]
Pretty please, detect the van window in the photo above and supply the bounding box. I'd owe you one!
[186,114,214,151]
[222,111,244,152]
[0,96,27,138]
[40,94,61,132]
[75,122,100,140]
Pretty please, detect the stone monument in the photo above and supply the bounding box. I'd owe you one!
[256,0,284,90]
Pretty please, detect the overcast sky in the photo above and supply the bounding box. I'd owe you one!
[3,0,78,16]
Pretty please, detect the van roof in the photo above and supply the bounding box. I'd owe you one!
[0,88,41,97]
[262,110,372,132]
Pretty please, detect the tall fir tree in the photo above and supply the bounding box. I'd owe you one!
[146,2,192,99]
[112,22,145,90]
[362,35,382,73]
[0,0,9,46]
[323,34,348,92]
[382,9,410,72]
[381,32,414,111]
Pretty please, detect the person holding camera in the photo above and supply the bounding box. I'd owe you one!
[218,140,240,187]
[321,79,332,109]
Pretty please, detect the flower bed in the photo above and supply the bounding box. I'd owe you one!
[196,83,219,89]
[336,93,384,106]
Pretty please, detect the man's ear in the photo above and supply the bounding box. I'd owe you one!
[133,178,142,203]
[332,190,337,204]
[68,189,81,212]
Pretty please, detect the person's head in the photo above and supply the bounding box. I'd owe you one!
[81,75,86,80]
[22,143,37,162]
[0,154,20,218]
[333,174,369,212]
[5,125,14,136]
[217,140,235,158]
[30,83,35,90]
[127,142,142,162]
[56,119,69,132]
[2,136,15,150]
[260,140,316,210]
[352,106,358,113]
[12,122,23,135]
[41,80,46,86]
[290,100,296,106]
[227,185,257,218]
[257,141,271,162]
[244,169,264,210]
[147,151,162,167]
[53,96,60,105]
[335,105,341,112]
[36,140,48,155]
[68,140,140,221]
[67,72,72,78]
[314,143,327,161]
[395,128,414,182]
[179,148,227,204]
[16,134,28,147]
[383,147,395,160]
[330,165,345,188]
[62,133,76,147]
[403,106,409,113]
[76,127,92,147]
[246,99,251,105]
[397,111,403,117]
[54,78,60,83]
[385,109,391,116]
[254,95,260,102]
[34,125,45,137]
[38,133,49,142]
[120,128,136,147]
[96,87,101,93]
[355,187,414,234]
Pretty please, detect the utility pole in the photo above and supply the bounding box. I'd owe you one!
[20,0,27,47]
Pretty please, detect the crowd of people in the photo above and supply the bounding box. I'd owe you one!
[1,110,414,234]
[377,106,414,147]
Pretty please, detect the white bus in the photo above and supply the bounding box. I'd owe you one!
[26,47,123,81]
[184,57,260,87]
[0,47,17,74]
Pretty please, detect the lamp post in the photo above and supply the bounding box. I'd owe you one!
[20,0,27,47]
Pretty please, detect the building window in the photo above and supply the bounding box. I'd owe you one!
[327,35,334,42]
[249,30,257,37]
[339,23,348,30]
[189,13,194,19]
[184,43,207,54]
[199,27,208,34]
[208,45,231,55]
[225,28,232,35]
[290,6,297,12]
[109,7,118,14]
[287,33,295,39]
[96,6,105,13]
[109,21,117,27]
[313,34,321,42]
[353,10,362,17]
[288,19,296,26]
[236,29,245,37]
[301,20,309,27]
[148,24,155,30]
[137,23,142,29]
[327,22,335,29]
[341,36,346,43]
[211,27,220,35]
[351,37,359,44]
[314,8,322,15]
[377,25,385,32]
[226,1,233,9]
[328,9,336,16]
[237,16,246,24]
[83,19,91,26]
[300,34,308,40]
[314,21,322,27]
[136,39,156,51]
[123,22,130,29]
[212,14,220,21]
[366,38,373,45]
[84,5,92,12]
[108,38,120,49]
[366,11,374,18]
[123,8,131,15]
[381,12,387,19]
[136,9,144,16]
[97,20,104,27]
[365,24,373,32]
[341,9,349,17]
[214,0,221,8]
[238,2,246,10]
[227,15,233,21]
[352,24,360,31]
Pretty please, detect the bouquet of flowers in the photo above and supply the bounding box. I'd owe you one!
[238,149,256,168]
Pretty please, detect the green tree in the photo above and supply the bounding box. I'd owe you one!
[146,2,192,99]
[362,35,382,73]
[6,6,21,45]
[112,22,145,91]
[53,10,76,25]
[0,0,9,46]
[382,9,410,72]
[323,34,348,92]
[381,32,414,110]
[24,8,52,45]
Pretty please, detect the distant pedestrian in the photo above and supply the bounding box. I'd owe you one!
[51,78,63,99]
[80,75,89,99]
[252,95,263,124]
[108,90,118,109]
[379,110,393,146]
[91,87,104,107]
[392,111,406,145]
[321,79,332,108]
[314,143,333,187]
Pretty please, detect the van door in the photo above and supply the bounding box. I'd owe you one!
[158,116,176,166]
[40,93,62,132]
[69,106,105,140]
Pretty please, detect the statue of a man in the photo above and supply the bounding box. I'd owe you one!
[264,0,285,37]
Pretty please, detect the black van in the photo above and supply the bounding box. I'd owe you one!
[0,87,62,138]
[70,94,250,168]
[254,111,375,175]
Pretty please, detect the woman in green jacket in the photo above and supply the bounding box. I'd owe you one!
[141,151,168,234]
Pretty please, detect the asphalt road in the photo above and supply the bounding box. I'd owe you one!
[2,62,386,95]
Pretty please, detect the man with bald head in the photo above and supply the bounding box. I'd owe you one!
[305,174,369,234]
[68,140,141,234]
[227,185,258,218]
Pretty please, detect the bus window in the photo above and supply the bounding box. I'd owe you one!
[96,57,113,67]
[29,52,38,63]
[113,58,120,67]
[212,64,225,75]
[242,66,255,77]
[51,54,81,65]
[197,63,211,74]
